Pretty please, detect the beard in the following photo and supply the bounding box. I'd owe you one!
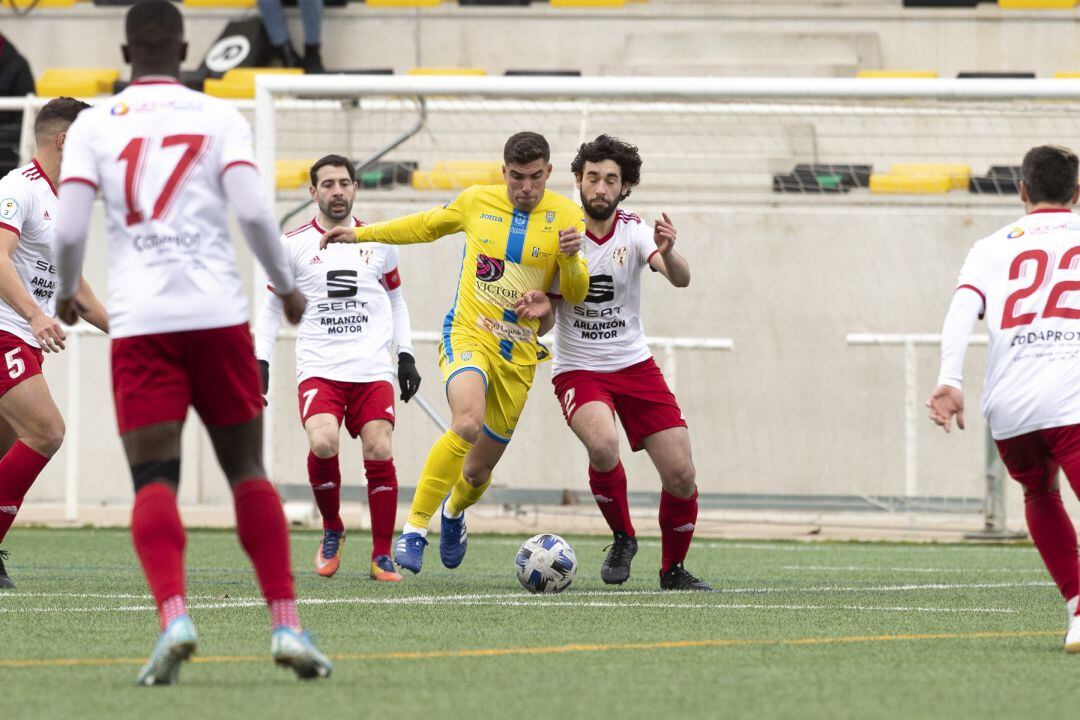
[581,193,619,221]
[321,199,352,222]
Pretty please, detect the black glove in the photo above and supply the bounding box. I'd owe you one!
[258,359,270,398]
[397,351,421,403]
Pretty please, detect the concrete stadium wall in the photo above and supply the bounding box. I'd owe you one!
[24,195,1012,513]
[7,3,1080,80]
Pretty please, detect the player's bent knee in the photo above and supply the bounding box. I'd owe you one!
[662,465,697,498]
[31,418,66,458]
[586,440,620,472]
[450,418,482,445]
[362,439,393,461]
[131,458,181,493]
[309,435,339,459]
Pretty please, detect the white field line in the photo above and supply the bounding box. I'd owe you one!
[0,581,1053,608]
[0,595,1019,615]
[781,566,1047,574]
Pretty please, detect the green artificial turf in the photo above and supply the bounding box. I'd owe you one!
[1,527,1076,720]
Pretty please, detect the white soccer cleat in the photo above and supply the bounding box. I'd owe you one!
[136,616,198,686]
[271,626,333,680]
[1066,613,1080,653]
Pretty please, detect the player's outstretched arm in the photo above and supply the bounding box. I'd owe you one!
[648,212,690,288]
[320,204,467,250]
[73,277,109,334]
[54,179,96,329]
[0,226,66,351]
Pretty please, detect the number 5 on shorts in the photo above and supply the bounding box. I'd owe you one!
[302,388,318,417]
[5,348,24,380]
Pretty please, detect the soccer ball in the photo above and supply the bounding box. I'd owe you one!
[515,533,577,594]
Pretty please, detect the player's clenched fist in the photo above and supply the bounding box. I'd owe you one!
[279,288,307,325]
[654,212,677,255]
[558,227,581,255]
[514,290,551,320]
[926,384,965,433]
[319,225,355,249]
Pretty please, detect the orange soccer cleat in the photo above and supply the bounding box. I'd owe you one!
[370,554,403,582]
[315,530,345,577]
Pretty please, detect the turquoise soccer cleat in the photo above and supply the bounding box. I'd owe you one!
[271,626,333,680]
[135,616,198,686]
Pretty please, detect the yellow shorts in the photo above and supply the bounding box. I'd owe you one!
[439,341,536,445]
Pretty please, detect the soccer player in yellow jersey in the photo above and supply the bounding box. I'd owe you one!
[321,132,589,573]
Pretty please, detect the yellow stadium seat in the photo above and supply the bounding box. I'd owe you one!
[407,68,487,76]
[551,0,627,5]
[204,67,303,99]
[856,70,939,79]
[1054,72,1080,78]
[365,0,441,6]
[1000,0,1076,7]
[412,167,503,191]
[275,159,314,191]
[36,68,120,98]
[183,0,254,6]
[889,163,970,191]
[869,174,952,194]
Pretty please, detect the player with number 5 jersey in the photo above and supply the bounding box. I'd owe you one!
[52,1,330,686]
[0,97,109,590]
[930,144,1080,653]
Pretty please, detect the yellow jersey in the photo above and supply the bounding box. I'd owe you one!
[352,184,589,366]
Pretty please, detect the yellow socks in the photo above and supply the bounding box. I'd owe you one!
[406,430,474,529]
[446,474,492,517]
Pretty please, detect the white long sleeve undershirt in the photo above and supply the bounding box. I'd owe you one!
[936,287,984,389]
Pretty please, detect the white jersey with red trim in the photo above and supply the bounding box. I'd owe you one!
[0,161,59,347]
[58,78,256,338]
[552,209,657,375]
[955,208,1080,439]
[257,217,402,384]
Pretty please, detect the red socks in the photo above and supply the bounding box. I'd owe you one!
[232,478,295,607]
[1024,488,1079,601]
[589,462,635,537]
[659,489,698,572]
[364,459,398,559]
[308,452,344,533]
[131,483,187,628]
[0,441,50,542]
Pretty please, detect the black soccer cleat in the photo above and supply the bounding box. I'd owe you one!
[0,548,14,589]
[600,532,638,585]
[659,562,712,592]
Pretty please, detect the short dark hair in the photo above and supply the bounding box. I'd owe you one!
[35,96,90,139]
[503,131,550,166]
[570,134,642,199]
[125,0,184,61]
[1022,145,1079,205]
[309,154,357,187]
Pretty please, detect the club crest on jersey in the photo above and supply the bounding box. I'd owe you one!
[110,102,130,116]
[359,248,376,265]
[476,254,505,282]
[613,247,628,267]
[0,198,17,220]
[1007,227,1025,239]
[545,211,556,223]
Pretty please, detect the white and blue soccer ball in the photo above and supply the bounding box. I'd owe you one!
[515,533,577,594]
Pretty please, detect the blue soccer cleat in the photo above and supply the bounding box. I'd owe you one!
[136,616,198,686]
[394,532,428,574]
[439,499,468,569]
[271,626,333,680]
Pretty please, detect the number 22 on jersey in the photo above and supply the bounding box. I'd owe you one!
[1002,248,1080,329]
[117,135,207,226]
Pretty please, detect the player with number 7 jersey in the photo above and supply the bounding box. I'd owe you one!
[930,144,1080,654]
[51,0,330,685]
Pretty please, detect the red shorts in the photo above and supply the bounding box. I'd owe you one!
[0,331,43,399]
[297,377,395,438]
[552,357,687,451]
[111,324,263,434]
[995,424,1080,491]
